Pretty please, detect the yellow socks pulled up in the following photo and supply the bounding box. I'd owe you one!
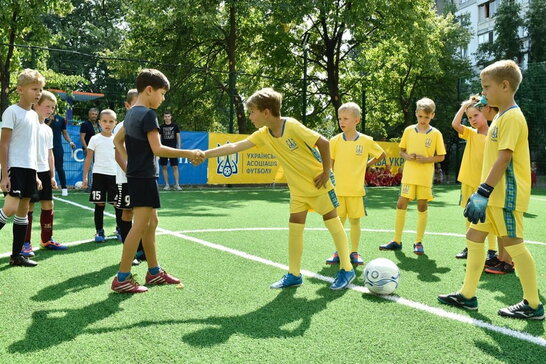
[325,217,352,271]
[393,209,406,243]
[487,233,497,252]
[415,210,428,243]
[349,218,361,252]
[288,222,305,276]
[505,243,540,308]
[460,240,486,298]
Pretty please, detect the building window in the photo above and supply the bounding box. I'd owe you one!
[478,31,494,44]
[479,0,498,21]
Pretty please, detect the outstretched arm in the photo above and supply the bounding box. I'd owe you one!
[203,139,255,158]
[368,152,386,168]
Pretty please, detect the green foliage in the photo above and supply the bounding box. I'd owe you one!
[476,0,524,67]
[0,0,72,111]
[526,0,546,62]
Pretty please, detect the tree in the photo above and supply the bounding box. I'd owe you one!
[0,0,72,111]
[526,0,546,62]
[476,0,524,67]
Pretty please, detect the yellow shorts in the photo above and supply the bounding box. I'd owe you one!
[400,183,433,201]
[459,184,477,208]
[290,189,339,215]
[337,196,366,219]
[471,206,524,238]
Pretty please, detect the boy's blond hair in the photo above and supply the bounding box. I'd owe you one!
[416,97,436,114]
[100,109,117,120]
[480,59,522,92]
[37,90,57,105]
[17,69,46,87]
[126,88,138,104]
[245,88,282,117]
[338,102,361,118]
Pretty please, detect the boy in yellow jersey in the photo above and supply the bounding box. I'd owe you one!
[379,98,446,255]
[452,95,499,265]
[438,60,543,320]
[325,102,385,266]
[198,88,356,290]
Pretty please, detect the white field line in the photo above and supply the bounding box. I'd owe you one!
[531,197,546,202]
[164,228,546,348]
[5,197,545,347]
[175,227,546,247]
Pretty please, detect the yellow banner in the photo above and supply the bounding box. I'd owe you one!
[374,141,404,173]
[208,133,285,184]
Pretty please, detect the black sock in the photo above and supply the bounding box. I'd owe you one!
[12,216,28,256]
[115,208,123,231]
[94,205,105,231]
[119,219,132,243]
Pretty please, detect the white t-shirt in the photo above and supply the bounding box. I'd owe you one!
[0,104,39,170]
[113,121,127,184]
[87,133,116,176]
[36,123,53,172]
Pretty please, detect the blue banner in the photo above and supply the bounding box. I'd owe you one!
[61,126,208,186]
[157,131,209,185]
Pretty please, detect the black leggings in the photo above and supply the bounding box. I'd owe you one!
[53,147,67,188]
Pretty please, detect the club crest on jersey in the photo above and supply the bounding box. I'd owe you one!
[216,142,239,177]
[286,138,298,151]
[355,145,363,156]
[425,138,432,148]
[490,126,498,141]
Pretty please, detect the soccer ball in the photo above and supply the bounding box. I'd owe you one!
[363,258,400,295]
[74,181,83,189]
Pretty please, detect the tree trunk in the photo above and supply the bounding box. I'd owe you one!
[0,10,18,113]
[226,2,247,134]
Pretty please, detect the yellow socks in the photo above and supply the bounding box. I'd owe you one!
[325,217,352,271]
[487,233,497,252]
[415,210,428,243]
[288,222,305,276]
[349,218,361,252]
[393,209,406,243]
[505,243,540,308]
[460,240,486,298]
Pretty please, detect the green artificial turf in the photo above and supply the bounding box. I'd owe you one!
[1,185,545,363]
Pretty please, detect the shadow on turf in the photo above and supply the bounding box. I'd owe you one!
[9,293,131,354]
[157,190,291,218]
[393,250,451,282]
[180,285,346,347]
[0,237,119,272]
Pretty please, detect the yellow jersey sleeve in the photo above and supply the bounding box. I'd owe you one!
[249,117,333,197]
[482,107,531,211]
[400,125,446,188]
[457,126,486,188]
[331,133,385,196]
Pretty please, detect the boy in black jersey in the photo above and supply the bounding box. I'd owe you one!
[111,69,202,293]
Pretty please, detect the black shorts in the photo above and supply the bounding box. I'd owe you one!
[127,177,160,208]
[6,167,37,198]
[30,171,53,202]
[115,183,131,209]
[89,173,117,204]
[159,157,179,166]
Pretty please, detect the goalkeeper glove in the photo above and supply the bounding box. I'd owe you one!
[464,183,493,224]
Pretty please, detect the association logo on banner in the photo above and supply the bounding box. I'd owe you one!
[216,142,239,177]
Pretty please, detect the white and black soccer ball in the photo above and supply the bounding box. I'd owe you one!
[74,181,83,189]
[363,258,400,295]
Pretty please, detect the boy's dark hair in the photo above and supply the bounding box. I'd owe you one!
[164,110,172,115]
[136,69,170,93]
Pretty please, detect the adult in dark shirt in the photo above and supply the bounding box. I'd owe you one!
[158,111,181,190]
[79,107,100,150]
[46,113,76,196]
[79,107,100,189]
